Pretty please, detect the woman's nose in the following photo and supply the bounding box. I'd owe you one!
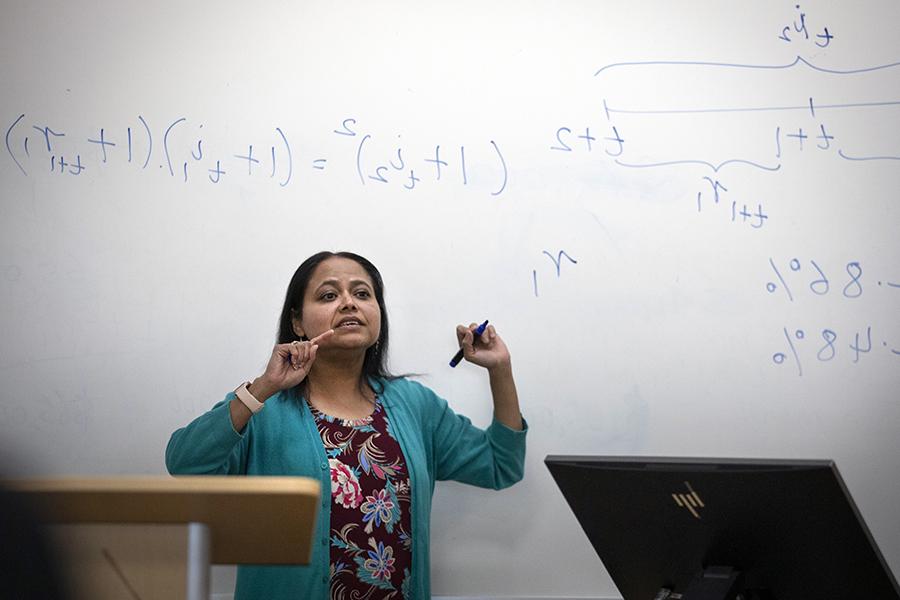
[339,292,357,310]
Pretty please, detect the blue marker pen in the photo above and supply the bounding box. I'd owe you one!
[449,320,489,367]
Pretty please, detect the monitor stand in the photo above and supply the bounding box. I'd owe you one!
[683,566,743,599]
[654,566,772,600]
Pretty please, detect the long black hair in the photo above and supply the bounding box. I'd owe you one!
[277,251,397,394]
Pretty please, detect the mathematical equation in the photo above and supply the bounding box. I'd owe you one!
[334,118,508,195]
[773,325,899,376]
[4,114,509,196]
[766,257,899,302]
[549,98,894,229]
[767,254,899,375]
[551,3,899,229]
[777,4,833,48]
[5,114,293,186]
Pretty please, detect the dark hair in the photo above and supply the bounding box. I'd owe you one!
[277,251,396,393]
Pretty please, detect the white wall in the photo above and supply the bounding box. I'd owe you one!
[2,1,899,597]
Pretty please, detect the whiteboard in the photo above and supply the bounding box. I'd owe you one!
[2,1,898,597]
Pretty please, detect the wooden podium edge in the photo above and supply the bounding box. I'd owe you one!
[7,476,321,565]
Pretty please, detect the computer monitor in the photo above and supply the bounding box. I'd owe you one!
[545,456,900,600]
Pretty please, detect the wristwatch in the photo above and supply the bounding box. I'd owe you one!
[235,382,264,414]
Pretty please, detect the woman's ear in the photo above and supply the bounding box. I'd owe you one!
[292,315,307,340]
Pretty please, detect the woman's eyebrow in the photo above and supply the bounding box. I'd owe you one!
[313,279,339,291]
[314,278,372,291]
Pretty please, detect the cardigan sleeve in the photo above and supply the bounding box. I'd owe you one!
[427,386,527,490]
[165,393,250,475]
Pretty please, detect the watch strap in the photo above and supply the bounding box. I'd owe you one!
[235,381,264,414]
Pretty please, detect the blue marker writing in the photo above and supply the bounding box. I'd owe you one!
[450,320,489,367]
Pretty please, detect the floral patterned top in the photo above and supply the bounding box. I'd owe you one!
[310,397,413,599]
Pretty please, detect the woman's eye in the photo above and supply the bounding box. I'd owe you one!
[355,290,371,298]
[321,292,337,301]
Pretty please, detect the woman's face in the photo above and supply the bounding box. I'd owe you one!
[293,256,382,353]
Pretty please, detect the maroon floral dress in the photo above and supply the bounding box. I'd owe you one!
[309,397,413,599]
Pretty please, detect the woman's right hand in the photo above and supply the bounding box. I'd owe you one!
[251,329,335,400]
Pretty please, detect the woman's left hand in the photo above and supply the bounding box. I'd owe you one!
[456,323,511,371]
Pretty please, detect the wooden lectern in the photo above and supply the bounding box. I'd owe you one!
[10,476,320,600]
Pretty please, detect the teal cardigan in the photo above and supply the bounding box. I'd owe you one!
[165,377,527,599]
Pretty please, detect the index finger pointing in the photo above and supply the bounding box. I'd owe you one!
[310,329,335,344]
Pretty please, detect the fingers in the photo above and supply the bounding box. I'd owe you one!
[456,324,474,350]
[457,322,496,356]
[287,341,302,369]
[283,329,333,370]
[467,322,481,353]
[310,328,335,345]
[451,321,509,369]
[287,339,319,370]
[466,322,497,346]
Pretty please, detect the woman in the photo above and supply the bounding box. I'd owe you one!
[166,251,526,600]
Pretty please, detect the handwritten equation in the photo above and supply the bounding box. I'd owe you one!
[550,4,900,229]
[334,119,508,195]
[5,115,509,196]
[766,254,899,375]
[764,257,900,301]
[6,113,294,185]
[777,4,834,48]
[773,325,899,376]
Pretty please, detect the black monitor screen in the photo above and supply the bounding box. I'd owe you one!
[545,456,900,600]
